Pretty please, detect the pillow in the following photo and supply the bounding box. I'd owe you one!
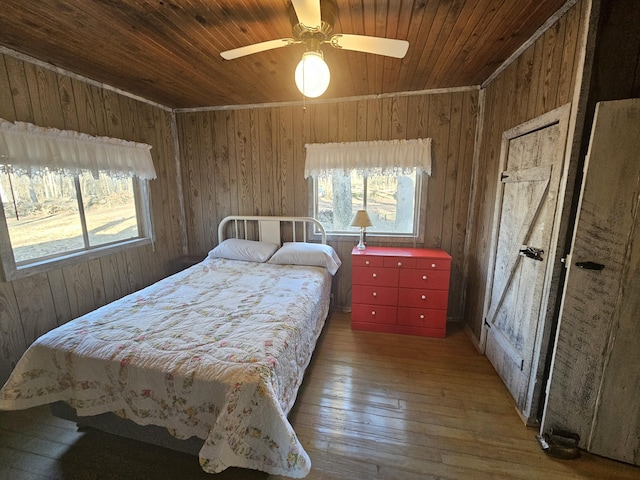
[268,242,342,275]
[207,238,278,263]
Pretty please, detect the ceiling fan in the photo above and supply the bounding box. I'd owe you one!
[220,0,409,98]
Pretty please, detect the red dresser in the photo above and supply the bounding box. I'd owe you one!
[351,246,452,337]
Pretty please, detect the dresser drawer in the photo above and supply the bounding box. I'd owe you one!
[398,269,450,290]
[397,307,447,328]
[352,304,397,325]
[416,257,451,271]
[352,267,399,287]
[352,285,397,306]
[383,257,417,269]
[352,255,385,268]
[398,289,449,309]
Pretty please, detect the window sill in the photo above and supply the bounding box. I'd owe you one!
[1,237,153,282]
[325,233,423,245]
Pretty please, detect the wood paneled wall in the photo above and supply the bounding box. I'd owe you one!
[579,0,640,162]
[0,54,184,384]
[176,89,478,316]
[463,0,588,340]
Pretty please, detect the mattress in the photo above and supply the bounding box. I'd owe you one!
[0,257,332,477]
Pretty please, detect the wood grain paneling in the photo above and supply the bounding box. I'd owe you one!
[0,1,568,108]
[0,54,184,384]
[463,1,588,340]
[176,88,478,317]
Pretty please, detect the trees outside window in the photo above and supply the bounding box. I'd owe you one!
[314,168,421,236]
[0,168,152,280]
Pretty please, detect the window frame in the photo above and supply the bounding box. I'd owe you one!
[0,175,154,282]
[310,169,428,245]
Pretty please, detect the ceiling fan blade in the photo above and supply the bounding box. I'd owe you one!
[330,34,409,59]
[221,38,295,60]
[291,0,322,28]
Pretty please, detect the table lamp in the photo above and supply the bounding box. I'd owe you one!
[350,210,373,250]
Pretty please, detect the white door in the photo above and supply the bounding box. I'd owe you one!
[542,98,640,466]
[483,105,571,424]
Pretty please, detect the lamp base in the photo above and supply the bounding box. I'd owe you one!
[356,228,366,250]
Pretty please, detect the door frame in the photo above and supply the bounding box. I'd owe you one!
[480,103,572,423]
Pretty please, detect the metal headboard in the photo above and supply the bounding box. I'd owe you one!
[217,216,327,245]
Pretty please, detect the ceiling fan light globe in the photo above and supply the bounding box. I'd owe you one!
[295,52,330,98]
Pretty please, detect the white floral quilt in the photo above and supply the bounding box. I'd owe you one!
[0,258,332,478]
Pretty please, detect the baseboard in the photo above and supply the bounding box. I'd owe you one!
[464,322,484,354]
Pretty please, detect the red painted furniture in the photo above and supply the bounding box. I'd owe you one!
[351,246,451,337]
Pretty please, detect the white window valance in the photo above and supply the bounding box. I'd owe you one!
[304,138,432,178]
[0,118,156,180]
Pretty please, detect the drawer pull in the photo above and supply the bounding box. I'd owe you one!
[422,275,428,280]
[397,261,402,267]
[372,292,377,297]
[365,260,370,265]
[372,273,377,278]
[421,294,427,300]
[431,263,436,268]
[371,310,376,316]
[420,314,425,319]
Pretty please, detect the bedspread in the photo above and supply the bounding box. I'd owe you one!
[0,258,332,477]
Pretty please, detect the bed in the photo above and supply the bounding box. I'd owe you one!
[0,215,340,478]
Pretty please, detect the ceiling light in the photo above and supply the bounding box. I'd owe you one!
[295,51,330,98]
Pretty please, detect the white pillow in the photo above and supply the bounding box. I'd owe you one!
[208,238,278,263]
[268,242,342,275]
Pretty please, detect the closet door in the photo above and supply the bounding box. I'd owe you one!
[483,105,571,424]
[542,98,640,465]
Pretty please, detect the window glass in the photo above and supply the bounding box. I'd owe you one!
[314,168,420,236]
[80,172,139,247]
[1,169,143,266]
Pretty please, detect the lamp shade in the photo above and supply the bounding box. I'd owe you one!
[350,210,373,228]
[295,51,330,98]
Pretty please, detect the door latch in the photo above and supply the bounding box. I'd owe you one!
[575,261,605,271]
[519,246,544,261]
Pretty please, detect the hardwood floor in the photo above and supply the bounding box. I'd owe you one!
[1,312,638,479]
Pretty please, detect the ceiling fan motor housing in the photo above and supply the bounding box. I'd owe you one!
[289,0,337,46]
[220,0,408,65]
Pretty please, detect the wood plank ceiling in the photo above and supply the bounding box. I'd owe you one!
[0,0,570,109]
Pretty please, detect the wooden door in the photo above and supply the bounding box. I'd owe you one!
[483,105,571,424]
[542,99,640,465]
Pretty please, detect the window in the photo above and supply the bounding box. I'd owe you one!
[1,169,148,264]
[305,138,431,238]
[0,119,155,280]
[314,168,421,235]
